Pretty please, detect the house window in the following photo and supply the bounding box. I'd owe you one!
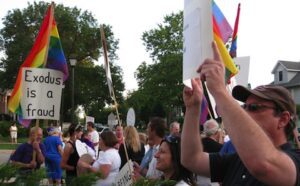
[279,71,283,81]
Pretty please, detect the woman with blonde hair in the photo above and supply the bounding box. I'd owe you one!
[119,126,145,169]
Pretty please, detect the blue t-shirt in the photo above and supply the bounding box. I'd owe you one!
[44,136,63,159]
[220,140,236,155]
[10,142,46,170]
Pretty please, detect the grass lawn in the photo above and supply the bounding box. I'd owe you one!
[0,136,27,150]
[0,143,18,150]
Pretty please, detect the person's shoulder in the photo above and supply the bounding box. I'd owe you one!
[287,148,300,163]
[107,148,118,153]
[284,148,300,184]
[92,130,98,135]
[14,142,30,152]
[106,148,119,157]
[16,142,27,148]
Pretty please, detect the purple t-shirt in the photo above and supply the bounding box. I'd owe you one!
[10,142,46,169]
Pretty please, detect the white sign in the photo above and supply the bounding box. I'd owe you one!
[85,116,95,129]
[21,68,63,120]
[114,160,133,186]
[86,116,95,124]
[234,56,250,87]
[75,140,95,158]
[126,108,135,126]
[108,113,117,129]
[183,0,213,87]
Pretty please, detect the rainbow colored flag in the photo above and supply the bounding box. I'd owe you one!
[212,1,233,43]
[212,1,238,84]
[8,4,68,127]
[230,3,241,58]
[200,95,209,125]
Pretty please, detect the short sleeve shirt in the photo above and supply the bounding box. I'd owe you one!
[89,130,99,152]
[10,142,46,170]
[44,136,63,159]
[92,148,121,186]
[209,143,300,186]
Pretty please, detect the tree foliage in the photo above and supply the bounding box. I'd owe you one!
[126,12,184,125]
[0,1,124,122]
[71,63,124,123]
[142,12,183,61]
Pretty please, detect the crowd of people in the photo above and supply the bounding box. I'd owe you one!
[8,42,300,185]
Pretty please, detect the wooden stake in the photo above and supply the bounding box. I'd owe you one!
[100,25,133,179]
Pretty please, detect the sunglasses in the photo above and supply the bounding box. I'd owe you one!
[164,135,180,144]
[242,103,276,112]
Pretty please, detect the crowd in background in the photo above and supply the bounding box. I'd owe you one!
[7,43,300,186]
[7,116,231,186]
[7,110,300,186]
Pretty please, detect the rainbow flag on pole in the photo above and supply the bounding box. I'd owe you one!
[212,1,232,43]
[8,4,68,127]
[212,1,238,84]
[230,3,241,58]
[200,95,209,125]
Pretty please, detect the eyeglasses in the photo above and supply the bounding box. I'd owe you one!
[164,135,180,144]
[242,103,276,112]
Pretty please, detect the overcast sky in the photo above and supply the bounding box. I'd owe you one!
[1,0,300,92]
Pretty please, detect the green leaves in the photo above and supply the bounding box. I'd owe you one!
[0,163,18,184]
[142,12,183,61]
[0,164,47,186]
[126,11,184,124]
[0,1,124,123]
[133,178,177,186]
[69,173,100,186]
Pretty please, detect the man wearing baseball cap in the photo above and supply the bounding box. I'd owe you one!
[181,42,300,186]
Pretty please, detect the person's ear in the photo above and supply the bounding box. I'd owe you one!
[278,111,291,129]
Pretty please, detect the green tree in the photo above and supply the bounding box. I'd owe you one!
[73,63,124,123]
[142,12,183,61]
[125,12,184,125]
[0,1,124,122]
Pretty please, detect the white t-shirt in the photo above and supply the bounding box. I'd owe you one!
[92,148,121,186]
[196,175,220,186]
[176,180,191,186]
[146,145,163,179]
[89,130,99,157]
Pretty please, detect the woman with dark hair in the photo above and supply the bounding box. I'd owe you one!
[78,131,121,186]
[154,135,196,185]
[60,124,83,185]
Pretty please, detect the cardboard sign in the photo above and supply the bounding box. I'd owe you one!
[85,116,95,129]
[108,112,117,129]
[126,108,135,126]
[233,56,250,87]
[113,160,133,186]
[76,140,95,158]
[183,0,213,87]
[86,116,95,124]
[20,68,63,120]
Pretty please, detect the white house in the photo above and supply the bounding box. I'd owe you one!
[271,60,300,104]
